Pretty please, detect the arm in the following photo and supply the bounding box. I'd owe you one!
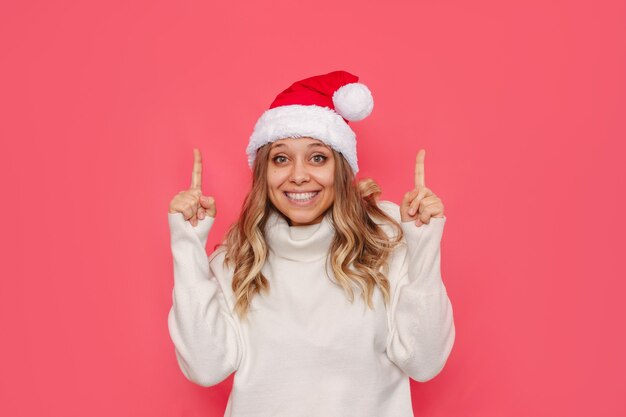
[167,212,242,387]
[385,216,455,382]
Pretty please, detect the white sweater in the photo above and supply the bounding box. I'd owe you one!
[167,200,455,417]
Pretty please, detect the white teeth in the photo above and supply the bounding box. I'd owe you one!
[285,192,318,201]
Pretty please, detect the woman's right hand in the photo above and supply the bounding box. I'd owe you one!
[168,148,217,227]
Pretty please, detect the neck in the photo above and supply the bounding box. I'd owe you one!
[264,209,335,262]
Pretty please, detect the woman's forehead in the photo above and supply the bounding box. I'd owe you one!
[271,137,329,149]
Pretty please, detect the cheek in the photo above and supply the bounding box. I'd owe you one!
[267,170,291,199]
[267,169,285,188]
[319,169,335,188]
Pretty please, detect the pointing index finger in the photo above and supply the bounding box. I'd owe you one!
[414,149,426,189]
[191,148,202,190]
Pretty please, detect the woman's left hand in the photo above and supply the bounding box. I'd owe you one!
[400,149,445,226]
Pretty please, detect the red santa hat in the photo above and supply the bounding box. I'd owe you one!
[246,70,374,174]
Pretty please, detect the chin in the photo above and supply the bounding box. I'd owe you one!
[292,215,318,226]
[278,210,311,225]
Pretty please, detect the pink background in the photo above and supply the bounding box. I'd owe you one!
[1,0,624,416]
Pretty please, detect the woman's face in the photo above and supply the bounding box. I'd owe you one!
[266,137,335,226]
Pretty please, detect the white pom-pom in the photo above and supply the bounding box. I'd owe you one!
[332,82,374,121]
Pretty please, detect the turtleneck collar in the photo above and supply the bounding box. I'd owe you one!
[263,209,335,262]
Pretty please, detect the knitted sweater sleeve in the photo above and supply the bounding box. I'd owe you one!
[166,212,242,387]
[383,204,455,382]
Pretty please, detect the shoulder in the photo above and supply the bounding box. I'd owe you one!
[207,245,239,315]
[208,245,235,286]
[208,245,229,272]
[370,200,404,241]
[374,200,402,224]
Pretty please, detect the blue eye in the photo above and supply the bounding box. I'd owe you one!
[312,154,328,163]
[272,155,287,164]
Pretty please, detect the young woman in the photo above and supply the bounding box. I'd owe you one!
[167,70,455,417]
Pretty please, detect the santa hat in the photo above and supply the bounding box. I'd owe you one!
[246,70,374,174]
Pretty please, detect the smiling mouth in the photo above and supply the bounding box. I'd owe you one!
[284,191,320,203]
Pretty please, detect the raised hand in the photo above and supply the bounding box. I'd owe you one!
[168,148,217,227]
[400,149,445,226]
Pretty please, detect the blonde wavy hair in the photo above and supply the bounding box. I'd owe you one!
[220,142,404,322]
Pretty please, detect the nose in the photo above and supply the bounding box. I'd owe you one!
[289,158,310,185]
